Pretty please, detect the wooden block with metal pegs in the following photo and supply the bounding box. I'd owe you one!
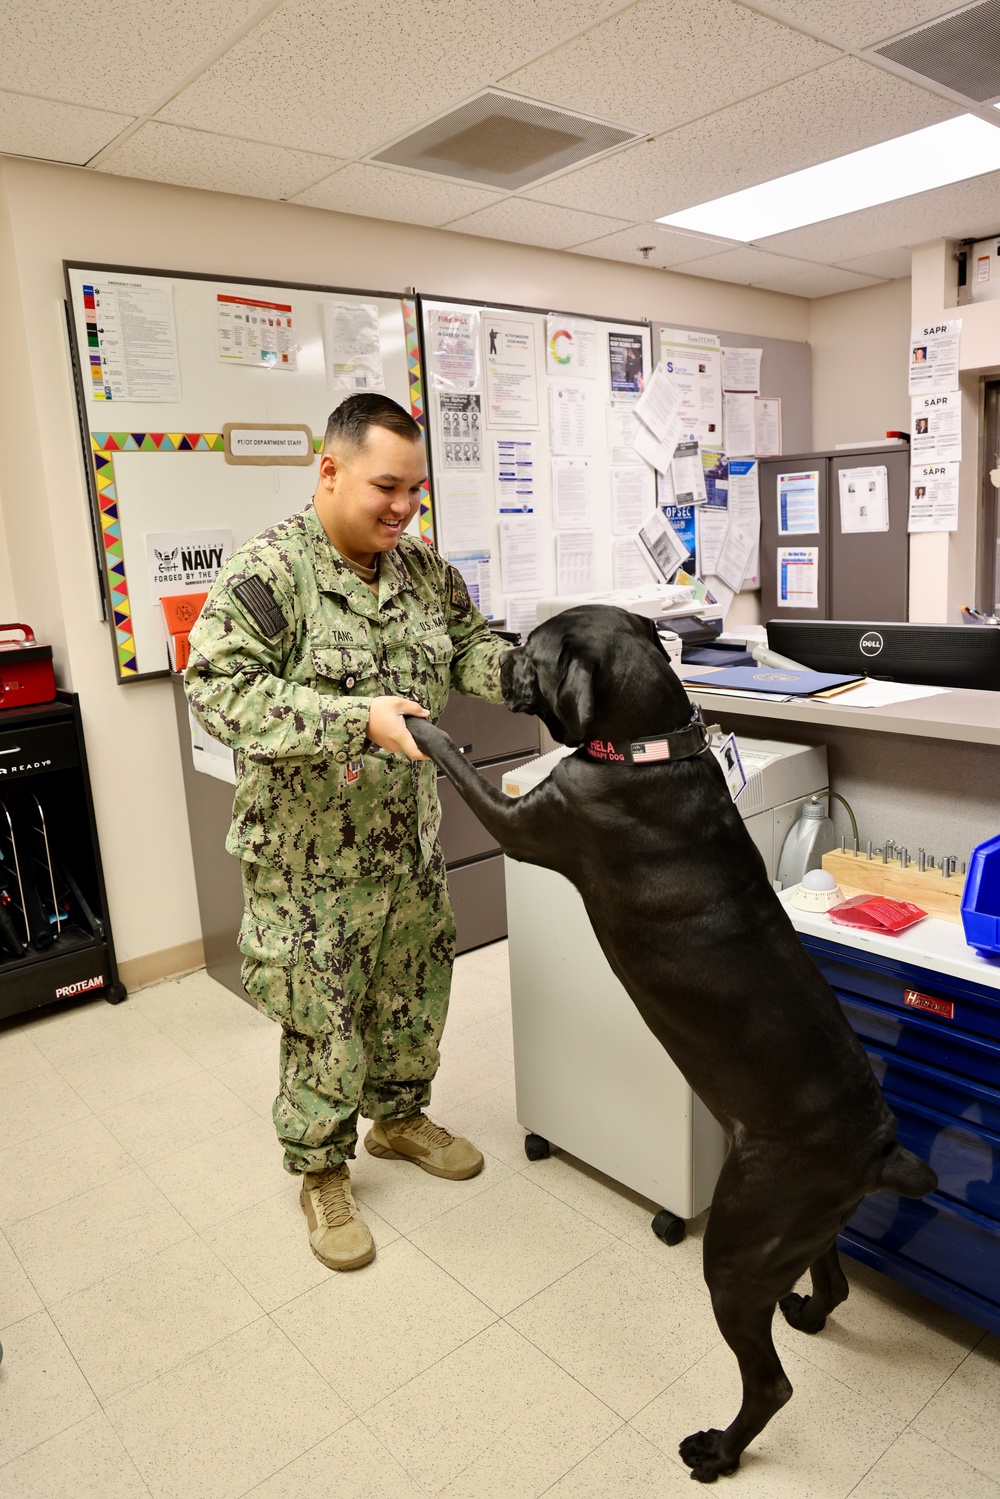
[820,850,964,924]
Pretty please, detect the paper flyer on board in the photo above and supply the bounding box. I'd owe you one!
[217,294,296,371]
[754,396,781,457]
[671,441,708,506]
[427,307,480,389]
[608,331,645,401]
[727,458,760,588]
[81,276,181,401]
[723,392,756,456]
[499,513,541,593]
[908,462,960,532]
[483,316,539,426]
[146,529,233,603]
[551,457,592,529]
[438,393,483,470]
[909,320,961,395]
[495,437,535,508]
[721,347,761,393]
[504,594,542,639]
[608,405,643,465]
[637,508,688,583]
[447,550,494,618]
[697,504,729,578]
[911,391,962,463]
[611,465,656,536]
[777,547,820,608]
[777,470,820,534]
[437,475,491,552]
[634,361,685,454]
[838,466,889,533]
[324,301,383,391]
[659,328,722,446]
[556,531,598,594]
[549,382,591,454]
[613,536,655,589]
[545,316,599,378]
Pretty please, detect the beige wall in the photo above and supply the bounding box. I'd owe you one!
[809,278,912,451]
[0,155,812,967]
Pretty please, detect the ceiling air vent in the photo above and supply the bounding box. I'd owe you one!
[874,0,1000,103]
[371,90,644,190]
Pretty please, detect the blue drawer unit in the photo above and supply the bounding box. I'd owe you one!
[799,933,1000,1336]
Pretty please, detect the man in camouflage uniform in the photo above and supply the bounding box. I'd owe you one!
[186,394,509,1270]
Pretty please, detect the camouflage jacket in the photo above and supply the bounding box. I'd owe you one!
[185,504,507,877]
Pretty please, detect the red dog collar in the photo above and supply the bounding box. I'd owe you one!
[584,707,711,765]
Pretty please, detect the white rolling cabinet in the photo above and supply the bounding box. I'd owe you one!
[502,736,828,1242]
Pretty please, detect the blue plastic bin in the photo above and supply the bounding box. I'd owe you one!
[962,834,1000,956]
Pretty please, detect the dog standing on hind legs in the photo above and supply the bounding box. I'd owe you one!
[408,604,937,1483]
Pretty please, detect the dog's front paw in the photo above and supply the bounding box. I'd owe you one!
[679,1429,739,1483]
[779,1292,827,1334]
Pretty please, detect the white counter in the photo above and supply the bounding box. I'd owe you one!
[689,683,1000,747]
[778,889,1000,992]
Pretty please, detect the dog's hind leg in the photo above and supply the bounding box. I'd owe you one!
[779,1240,850,1334]
[679,1170,798,1483]
[679,1285,793,1483]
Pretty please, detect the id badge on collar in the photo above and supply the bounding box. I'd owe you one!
[712,733,746,801]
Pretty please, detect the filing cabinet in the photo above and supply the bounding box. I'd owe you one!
[801,932,1000,1335]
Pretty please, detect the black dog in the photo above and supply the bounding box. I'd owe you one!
[410,604,936,1483]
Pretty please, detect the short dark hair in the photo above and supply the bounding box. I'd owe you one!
[323,393,421,452]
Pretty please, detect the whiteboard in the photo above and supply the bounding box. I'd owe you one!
[65,263,422,682]
[420,296,654,626]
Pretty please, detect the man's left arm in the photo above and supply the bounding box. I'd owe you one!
[442,562,509,704]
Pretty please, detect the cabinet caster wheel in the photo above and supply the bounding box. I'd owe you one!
[104,984,128,1005]
[651,1209,686,1246]
[524,1133,551,1162]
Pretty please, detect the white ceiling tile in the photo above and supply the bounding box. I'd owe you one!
[744,1,968,50]
[569,222,736,268]
[158,0,628,159]
[756,170,1000,264]
[0,0,265,114]
[672,246,884,296]
[528,56,960,221]
[444,197,633,249]
[837,247,914,279]
[96,121,341,200]
[0,90,132,166]
[293,163,505,226]
[502,0,837,136]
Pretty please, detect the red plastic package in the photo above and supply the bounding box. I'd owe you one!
[828,895,927,933]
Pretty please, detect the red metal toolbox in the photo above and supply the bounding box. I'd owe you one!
[0,624,56,708]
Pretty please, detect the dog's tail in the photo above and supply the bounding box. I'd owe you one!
[879,1140,937,1198]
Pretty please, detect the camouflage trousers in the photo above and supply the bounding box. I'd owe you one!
[238,856,455,1175]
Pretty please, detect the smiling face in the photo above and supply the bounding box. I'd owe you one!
[313,424,427,567]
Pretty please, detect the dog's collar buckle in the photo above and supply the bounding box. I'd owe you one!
[584,706,710,765]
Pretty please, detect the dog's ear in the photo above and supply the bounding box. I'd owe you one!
[554,655,596,743]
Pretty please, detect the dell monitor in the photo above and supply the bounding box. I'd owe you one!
[766,620,1000,691]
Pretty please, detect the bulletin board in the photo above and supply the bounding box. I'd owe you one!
[419,294,655,633]
[65,262,427,683]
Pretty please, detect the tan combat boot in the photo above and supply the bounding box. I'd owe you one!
[299,1163,375,1270]
[364,1112,484,1180]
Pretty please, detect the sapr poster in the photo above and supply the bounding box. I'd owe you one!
[146,529,234,602]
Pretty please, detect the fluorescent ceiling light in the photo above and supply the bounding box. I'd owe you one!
[658,114,1000,242]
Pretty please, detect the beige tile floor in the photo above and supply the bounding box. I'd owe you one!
[0,939,998,1498]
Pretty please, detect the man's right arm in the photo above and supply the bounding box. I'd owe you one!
[185,558,371,764]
